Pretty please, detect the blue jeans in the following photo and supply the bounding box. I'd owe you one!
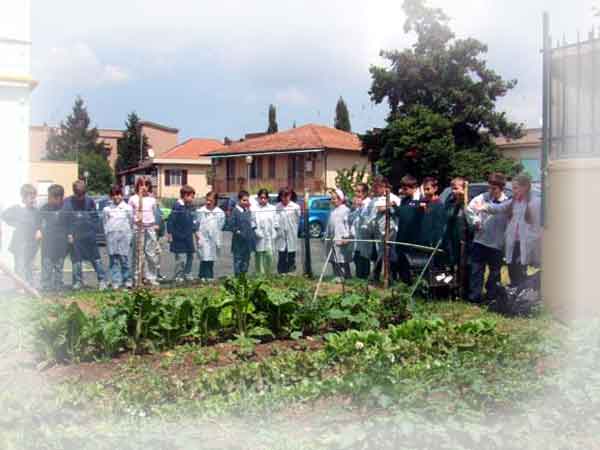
[109,254,131,287]
[72,258,106,286]
[233,250,251,276]
[14,253,35,285]
[41,257,65,290]
[174,253,194,280]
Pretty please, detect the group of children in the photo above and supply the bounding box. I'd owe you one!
[1,171,541,302]
[324,171,542,303]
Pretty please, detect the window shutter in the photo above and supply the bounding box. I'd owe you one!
[165,170,171,186]
[182,170,188,185]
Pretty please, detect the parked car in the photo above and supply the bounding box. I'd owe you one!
[298,195,332,238]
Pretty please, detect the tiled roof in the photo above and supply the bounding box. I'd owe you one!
[160,138,226,159]
[211,124,362,155]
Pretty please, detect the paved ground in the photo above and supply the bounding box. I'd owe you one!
[0,235,332,292]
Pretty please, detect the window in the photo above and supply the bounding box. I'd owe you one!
[164,169,187,186]
[250,157,262,179]
[226,159,235,179]
[268,156,276,178]
[520,159,541,181]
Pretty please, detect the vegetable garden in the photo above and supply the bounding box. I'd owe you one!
[2,277,600,449]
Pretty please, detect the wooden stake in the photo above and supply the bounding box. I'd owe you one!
[136,194,145,288]
[458,181,469,299]
[383,192,391,289]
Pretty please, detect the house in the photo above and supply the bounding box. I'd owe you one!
[30,120,179,170]
[209,124,367,194]
[495,128,542,181]
[116,138,226,198]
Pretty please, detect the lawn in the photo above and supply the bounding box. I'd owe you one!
[2,276,600,449]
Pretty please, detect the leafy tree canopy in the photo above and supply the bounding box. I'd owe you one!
[334,97,352,132]
[116,111,149,172]
[267,104,278,134]
[45,96,108,161]
[79,151,114,194]
[363,0,523,186]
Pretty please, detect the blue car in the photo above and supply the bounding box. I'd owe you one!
[298,195,331,238]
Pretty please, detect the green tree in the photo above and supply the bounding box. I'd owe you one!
[334,97,352,132]
[45,96,107,161]
[363,0,522,185]
[79,151,114,194]
[116,112,148,171]
[267,104,278,134]
[335,164,370,201]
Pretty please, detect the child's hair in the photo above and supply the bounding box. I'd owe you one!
[109,185,123,196]
[72,180,86,194]
[180,185,195,198]
[400,175,418,188]
[450,176,467,188]
[135,177,153,194]
[257,188,269,198]
[355,182,369,196]
[238,190,250,200]
[371,176,389,194]
[205,191,218,203]
[422,177,438,188]
[509,173,534,224]
[47,184,64,199]
[488,172,506,189]
[20,184,37,199]
[277,187,297,202]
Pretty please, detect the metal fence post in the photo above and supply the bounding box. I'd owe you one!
[383,192,390,289]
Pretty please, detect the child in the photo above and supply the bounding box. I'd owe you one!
[392,175,422,284]
[252,188,278,275]
[63,180,106,290]
[350,182,373,279]
[230,190,256,276]
[275,187,301,274]
[476,173,541,287]
[103,185,134,289]
[464,173,509,303]
[326,189,352,281]
[370,177,399,283]
[167,185,198,282]
[420,177,440,205]
[128,177,160,286]
[196,191,225,281]
[1,184,41,285]
[39,184,68,291]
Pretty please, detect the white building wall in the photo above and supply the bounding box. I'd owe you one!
[0,0,33,265]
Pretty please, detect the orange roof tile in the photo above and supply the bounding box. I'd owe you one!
[211,124,362,155]
[160,138,226,159]
[495,128,542,147]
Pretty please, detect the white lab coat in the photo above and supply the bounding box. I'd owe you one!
[252,203,278,253]
[326,203,353,264]
[275,201,300,253]
[485,196,542,265]
[196,206,225,262]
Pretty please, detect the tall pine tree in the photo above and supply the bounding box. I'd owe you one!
[334,97,352,132]
[267,104,278,134]
[45,96,107,161]
[116,112,149,171]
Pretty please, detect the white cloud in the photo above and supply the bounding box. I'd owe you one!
[274,87,311,107]
[33,42,131,87]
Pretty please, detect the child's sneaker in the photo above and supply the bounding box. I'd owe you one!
[98,281,108,291]
[124,281,133,289]
[72,282,82,291]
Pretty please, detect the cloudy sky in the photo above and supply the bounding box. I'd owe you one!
[30,0,597,141]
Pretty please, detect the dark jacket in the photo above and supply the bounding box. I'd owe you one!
[62,195,101,262]
[230,205,256,254]
[442,194,470,266]
[167,200,198,254]
[1,205,40,259]
[40,203,69,260]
